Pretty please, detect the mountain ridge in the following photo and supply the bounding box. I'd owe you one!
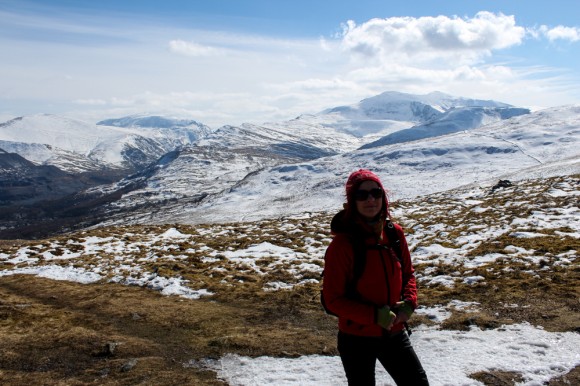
[360,106,531,149]
[0,91,576,238]
[120,104,577,226]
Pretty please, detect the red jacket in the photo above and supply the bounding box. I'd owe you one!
[322,211,418,336]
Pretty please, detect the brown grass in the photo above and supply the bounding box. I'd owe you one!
[414,258,580,332]
[1,175,578,384]
[470,370,525,386]
[1,257,578,385]
[469,367,580,386]
[0,275,337,385]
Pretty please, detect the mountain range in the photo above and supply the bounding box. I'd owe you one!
[1,91,578,238]
[0,114,212,173]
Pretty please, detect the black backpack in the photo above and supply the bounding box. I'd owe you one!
[320,220,403,316]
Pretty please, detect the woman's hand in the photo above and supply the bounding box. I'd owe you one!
[376,306,397,330]
[393,301,414,325]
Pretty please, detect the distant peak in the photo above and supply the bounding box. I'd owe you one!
[97,115,206,129]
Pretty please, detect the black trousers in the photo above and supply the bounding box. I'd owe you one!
[338,331,429,386]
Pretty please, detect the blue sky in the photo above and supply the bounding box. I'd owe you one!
[1,0,579,127]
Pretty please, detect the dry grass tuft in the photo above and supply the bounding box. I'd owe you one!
[469,370,525,386]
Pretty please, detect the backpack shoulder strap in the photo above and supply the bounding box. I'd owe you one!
[351,221,402,288]
[351,237,367,277]
[385,220,402,264]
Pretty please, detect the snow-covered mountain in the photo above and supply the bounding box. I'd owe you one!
[93,104,579,226]
[318,91,522,141]
[0,114,212,172]
[0,91,524,175]
[1,91,574,237]
[361,106,530,148]
[326,91,512,120]
[75,121,351,215]
[0,114,217,209]
[81,92,530,218]
[96,114,213,148]
[98,115,206,129]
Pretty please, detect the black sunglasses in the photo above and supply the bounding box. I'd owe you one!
[354,188,383,201]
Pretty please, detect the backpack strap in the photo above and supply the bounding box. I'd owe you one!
[385,220,402,263]
[385,220,410,288]
[342,221,403,297]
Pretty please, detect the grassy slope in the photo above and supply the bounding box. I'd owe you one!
[0,174,578,385]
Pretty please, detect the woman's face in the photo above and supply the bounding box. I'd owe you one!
[354,180,383,221]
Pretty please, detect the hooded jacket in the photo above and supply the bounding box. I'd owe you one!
[322,210,418,336]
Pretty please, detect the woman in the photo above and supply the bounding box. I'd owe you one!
[322,169,429,386]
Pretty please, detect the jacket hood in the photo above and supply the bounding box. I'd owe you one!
[345,169,390,219]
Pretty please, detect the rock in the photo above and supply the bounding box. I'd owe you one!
[94,342,119,357]
[121,358,138,372]
[104,342,118,356]
[491,179,513,192]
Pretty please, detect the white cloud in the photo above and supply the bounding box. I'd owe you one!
[169,40,224,57]
[268,78,359,93]
[340,12,526,64]
[1,4,579,128]
[542,25,580,42]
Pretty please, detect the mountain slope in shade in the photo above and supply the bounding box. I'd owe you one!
[0,140,104,174]
[0,150,98,204]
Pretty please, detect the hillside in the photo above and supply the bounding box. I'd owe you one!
[0,91,542,238]
[0,174,578,385]
[90,105,578,227]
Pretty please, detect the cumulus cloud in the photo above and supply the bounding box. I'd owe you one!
[540,25,580,42]
[3,2,578,128]
[340,12,526,64]
[324,11,579,107]
[169,40,224,57]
